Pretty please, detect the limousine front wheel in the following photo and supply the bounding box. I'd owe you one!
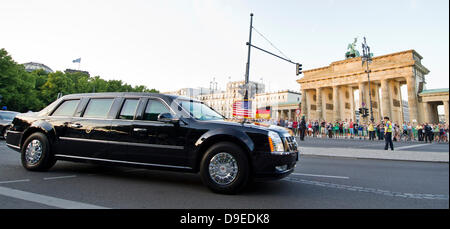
[21,132,56,171]
[200,142,249,194]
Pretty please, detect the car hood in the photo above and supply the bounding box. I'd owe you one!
[200,119,291,135]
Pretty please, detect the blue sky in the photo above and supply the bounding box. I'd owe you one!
[1,0,448,93]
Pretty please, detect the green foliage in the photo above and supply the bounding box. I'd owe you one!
[0,48,159,112]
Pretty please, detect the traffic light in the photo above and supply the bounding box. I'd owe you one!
[362,108,369,117]
[296,63,303,75]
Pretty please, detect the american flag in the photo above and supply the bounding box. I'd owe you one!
[233,100,252,118]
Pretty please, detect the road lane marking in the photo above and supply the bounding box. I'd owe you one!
[0,186,110,209]
[291,173,349,179]
[0,179,30,184]
[284,177,449,200]
[43,175,77,180]
[395,144,429,150]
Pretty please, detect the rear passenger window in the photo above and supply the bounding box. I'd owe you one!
[83,98,114,118]
[119,99,139,120]
[52,100,80,116]
[143,100,170,121]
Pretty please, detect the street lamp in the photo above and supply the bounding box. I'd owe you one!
[361,37,374,123]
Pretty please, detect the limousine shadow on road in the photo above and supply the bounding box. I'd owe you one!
[49,161,204,186]
[47,161,305,196]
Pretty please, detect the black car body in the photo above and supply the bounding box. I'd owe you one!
[6,92,299,193]
[0,110,19,139]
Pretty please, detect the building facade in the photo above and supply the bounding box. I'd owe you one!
[23,62,54,73]
[163,87,210,98]
[253,90,301,120]
[198,81,265,118]
[164,81,302,120]
[297,49,448,125]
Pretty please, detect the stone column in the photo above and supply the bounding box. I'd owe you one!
[349,86,355,122]
[422,102,431,123]
[380,79,391,119]
[358,82,366,108]
[301,89,307,118]
[316,87,323,121]
[406,75,420,124]
[444,100,449,125]
[333,85,341,121]
[430,104,439,124]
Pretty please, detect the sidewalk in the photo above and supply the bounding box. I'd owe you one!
[300,147,449,163]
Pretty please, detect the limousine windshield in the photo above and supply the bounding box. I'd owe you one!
[177,99,224,121]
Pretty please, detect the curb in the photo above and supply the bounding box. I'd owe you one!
[299,147,449,163]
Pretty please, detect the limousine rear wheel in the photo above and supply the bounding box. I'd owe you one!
[21,132,56,171]
[200,142,249,194]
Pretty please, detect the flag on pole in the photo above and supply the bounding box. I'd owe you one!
[256,106,271,119]
[72,58,81,63]
[233,100,252,118]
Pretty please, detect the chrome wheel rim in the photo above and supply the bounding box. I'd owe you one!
[25,139,43,165]
[209,152,238,185]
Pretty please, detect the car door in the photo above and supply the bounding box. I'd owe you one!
[126,98,189,167]
[48,98,83,155]
[61,97,114,159]
[109,97,143,161]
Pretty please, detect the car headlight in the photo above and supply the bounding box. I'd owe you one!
[268,131,285,153]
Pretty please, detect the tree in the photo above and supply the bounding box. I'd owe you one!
[0,48,43,112]
[0,48,160,112]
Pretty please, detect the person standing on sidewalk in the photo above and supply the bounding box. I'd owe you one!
[417,123,424,141]
[384,117,394,150]
[379,122,385,141]
[299,116,306,141]
[293,120,298,136]
[424,123,431,143]
[370,122,376,140]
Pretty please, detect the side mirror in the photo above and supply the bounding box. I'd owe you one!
[157,113,179,124]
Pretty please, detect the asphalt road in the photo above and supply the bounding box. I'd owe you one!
[0,140,448,209]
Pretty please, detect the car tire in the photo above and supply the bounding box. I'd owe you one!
[200,142,250,194]
[21,132,56,171]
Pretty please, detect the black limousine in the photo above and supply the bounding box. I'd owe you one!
[6,93,299,193]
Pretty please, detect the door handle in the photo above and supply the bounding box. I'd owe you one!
[133,128,147,132]
[70,123,83,128]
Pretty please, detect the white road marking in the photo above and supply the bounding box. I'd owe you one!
[0,186,110,209]
[291,173,349,179]
[43,175,77,180]
[0,179,30,184]
[395,144,430,150]
[284,177,449,200]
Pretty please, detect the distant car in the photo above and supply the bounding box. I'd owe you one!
[0,110,19,139]
[6,92,299,194]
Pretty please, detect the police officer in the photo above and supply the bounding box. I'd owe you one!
[384,116,394,150]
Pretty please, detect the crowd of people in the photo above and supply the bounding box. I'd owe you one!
[259,117,449,143]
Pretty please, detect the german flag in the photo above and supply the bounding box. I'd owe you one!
[256,106,271,119]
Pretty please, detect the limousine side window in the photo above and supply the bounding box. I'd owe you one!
[119,99,139,120]
[83,98,114,118]
[51,100,80,116]
[143,99,170,121]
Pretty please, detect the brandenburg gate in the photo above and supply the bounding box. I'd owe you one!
[297,49,449,124]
